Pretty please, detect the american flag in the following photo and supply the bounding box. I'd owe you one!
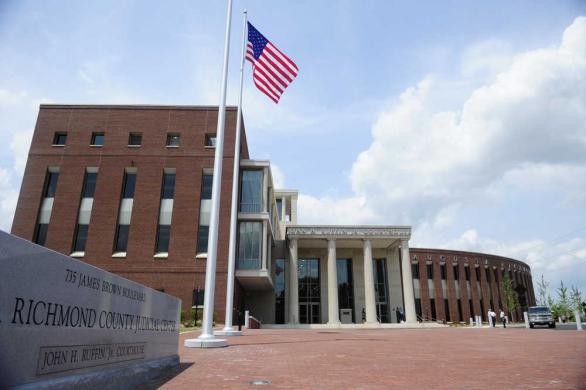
[246,22,298,104]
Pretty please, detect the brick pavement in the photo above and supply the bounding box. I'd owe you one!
[140,327,586,389]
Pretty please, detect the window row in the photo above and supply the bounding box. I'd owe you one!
[33,167,214,257]
[52,131,217,148]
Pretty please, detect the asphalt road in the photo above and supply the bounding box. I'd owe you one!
[510,323,581,331]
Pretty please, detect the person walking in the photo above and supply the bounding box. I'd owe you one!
[395,307,401,324]
[489,309,497,327]
[399,307,405,323]
[500,310,507,328]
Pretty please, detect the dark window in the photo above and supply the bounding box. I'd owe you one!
[430,298,437,320]
[469,299,474,317]
[440,264,447,280]
[128,132,142,146]
[453,265,459,280]
[166,133,180,147]
[122,172,136,199]
[201,174,213,200]
[156,288,165,293]
[90,132,105,146]
[34,224,48,246]
[192,288,205,307]
[337,259,355,323]
[444,299,451,322]
[457,299,463,322]
[276,199,283,220]
[486,268,492,283]
[475,267,481,281]
[275,259,286,324]
[204,133,216,147]
[298,258,320,324]
[44,171,59,198]
[411,263,419,279]
[161,172,175,199]
[155,225,171,253]
[197,225,209,253]
[114,224,129,252]
[426,263,433,279]
[374,259,390,322]
[465,267,470,281]
[82,172,97,198]
[73,224,89,252]
[53,132,67,145]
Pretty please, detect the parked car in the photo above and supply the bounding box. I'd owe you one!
[528,306,555,328]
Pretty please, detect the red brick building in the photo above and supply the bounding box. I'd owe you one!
[12,104,535,326]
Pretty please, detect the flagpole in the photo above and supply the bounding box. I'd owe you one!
[184,0,233,348]
[216,10,247,337]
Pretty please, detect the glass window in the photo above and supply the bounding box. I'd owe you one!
[44,172,59,198]
[156,225,171,253]
[240,170,263,213]
[237,222,262,269]
[275,259,286,324]
[90,132,105,146]
[197,225,209,253]
[475,267,481,281]
[444,299,451,322]
[53,132,67,145]
[34,223,48,246]
[465,266,470,281]
[426,263,434,279]
[276,199,283,220]
[204,133,216,147]
[411,263,419,279]
[201,174,213,200]
[486,268,491,283]
[453,265,459,280]
[192,288,205,307]
[440,264,447,280]
[166,133,180,147]
[73,224,89,252]
[128,132,142,146]
[114,224,129,252]
[122,173,136,199]
[82,172,97,198]
[161,172,175,199]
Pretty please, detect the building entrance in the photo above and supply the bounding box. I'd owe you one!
[374,258,390,323]
[298,258,320,324]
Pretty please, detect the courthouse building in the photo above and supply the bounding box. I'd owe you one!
[11,104,536,326]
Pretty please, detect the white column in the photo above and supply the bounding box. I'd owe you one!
[327,239,340,325]
[363,239,377,324]
[400,239,417,323]
[288,238,299,324]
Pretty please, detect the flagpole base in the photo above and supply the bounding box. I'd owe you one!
[214,327,243,336]
[184,336,228,348]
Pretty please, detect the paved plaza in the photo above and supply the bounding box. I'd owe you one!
[141,327,586,389]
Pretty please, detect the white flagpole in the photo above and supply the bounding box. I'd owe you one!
[216,10,247,337]
[184,0,233,348]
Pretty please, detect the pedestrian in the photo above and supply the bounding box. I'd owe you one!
[362,308,366,323]
[399,307,405,323]
[395,307,401,323]
[488,309,497,327]
[500,310,507,328]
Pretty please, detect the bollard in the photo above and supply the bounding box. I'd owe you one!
[576,311,583,331]
[476,315,482,327]
[470,317,474,327]
[524,312,529,328]
[245,310,250,328]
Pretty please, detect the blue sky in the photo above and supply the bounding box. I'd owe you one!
[1,1,585,295]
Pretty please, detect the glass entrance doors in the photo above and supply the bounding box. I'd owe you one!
[374,258,390,323]
[298,258,320,324]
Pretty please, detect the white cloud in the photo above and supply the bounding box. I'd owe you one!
[270,163,286,189]
[296,17,586,291]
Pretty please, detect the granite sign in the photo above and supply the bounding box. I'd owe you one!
[0,231,181,389]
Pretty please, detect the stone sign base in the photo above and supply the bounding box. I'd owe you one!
[12,355,178,390]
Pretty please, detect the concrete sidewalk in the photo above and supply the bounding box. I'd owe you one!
[140,327,586,389]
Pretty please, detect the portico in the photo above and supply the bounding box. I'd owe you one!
[285,226,417,327]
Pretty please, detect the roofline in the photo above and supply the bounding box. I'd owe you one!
[411,247,527,266]
[39,104,238,111]
[289,224,411,229]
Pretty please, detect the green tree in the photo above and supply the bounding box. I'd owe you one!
[554,281,572,320]
[537,274,549,306]
[570,286,584,315]
[501,273,518,320]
